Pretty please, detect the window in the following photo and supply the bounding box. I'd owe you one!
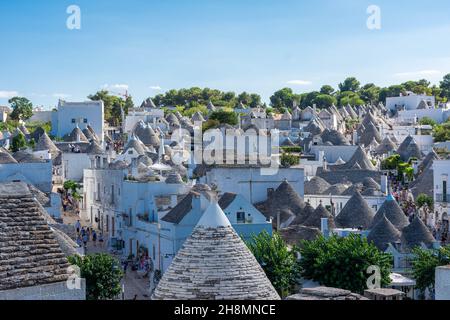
[237,211,245,223]
[152,244,156,260]
[444,180,448,203]
[372,205,378,212]
[111,185,115,204]
[71,118,76,123]
[83,118,88,123]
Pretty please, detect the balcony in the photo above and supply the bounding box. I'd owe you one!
[436,193,450,203]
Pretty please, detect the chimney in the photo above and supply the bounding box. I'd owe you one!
[321,218,330,238]
[380,174,388,195]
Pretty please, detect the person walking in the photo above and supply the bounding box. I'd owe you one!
[82,232,88,249]
[75,220,81,235]
[92,230,97,247]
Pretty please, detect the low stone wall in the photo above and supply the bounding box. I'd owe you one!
[0,280,86,300]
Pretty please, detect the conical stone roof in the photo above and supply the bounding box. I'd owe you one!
[0,148,18,164]
[86,140,104,155]
[124,135,146,155]
[401,216,435,249]
[335,191,374,229]
[35,131,59,153]
[191,111,205,122]
[152,201,280,300]
[375,136,396,155]
[292,202,315,225]
[302,203,335,229]
[371,194,409,230]
[166,113,180,126]
[64,126,88,142]
[304,176,331,195]
[367,214,401,251]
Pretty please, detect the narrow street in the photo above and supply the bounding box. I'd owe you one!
[62,209,152,300]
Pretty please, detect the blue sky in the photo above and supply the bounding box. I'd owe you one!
[1,0,450,108]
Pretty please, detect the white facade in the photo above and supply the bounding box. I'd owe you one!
[386,94,435,112]
[433,160,450,217]
[51,101,104,142]
[62,152,92,182]
[397,108,450,124]
[123,109,165,134]
[201,166,304,204]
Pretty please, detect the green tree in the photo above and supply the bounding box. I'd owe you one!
[68,253,123,300]
[314,94,337,108]
[320,85,335,95]
[209,110,238,125]
[433,122,450,142]
[416,194,433,208]
[440,73,450,101]
[246,231,301,298]
[124,96,134,115]
[298,234,392,294]
[280,153,299,167]
[411,245,450,297]
[379,85,406,103]
[88,90,125,126]
[9,97,33,121]
[299,91,320,108]
[63,180,82,200]
[338,77,360,92]
[270,88,301,110]
[359,83,381,104]
[11,132,27,152]
[338,91,364,106]
[419,117,437,127]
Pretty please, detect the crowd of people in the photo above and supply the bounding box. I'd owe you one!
[74,220,104,251]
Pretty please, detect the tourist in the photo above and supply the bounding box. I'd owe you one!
[75,220,81,234]
[82,233,88,248]
[62,198,67,212]
[76,235,82,247]
[92,230,97,247]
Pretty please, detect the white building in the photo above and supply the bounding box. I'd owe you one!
[386,93,435,113]
[199,165,304,204]
[51,100,104,142]
[123,108,165,135]
[433,159,450,218]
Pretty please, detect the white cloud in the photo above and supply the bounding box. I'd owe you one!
[102,84,129,91]
[149,86,162,90]
[52,93,71,99]
[0,91,19,99]
[393,70,442,78]
[286,80,312,86]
